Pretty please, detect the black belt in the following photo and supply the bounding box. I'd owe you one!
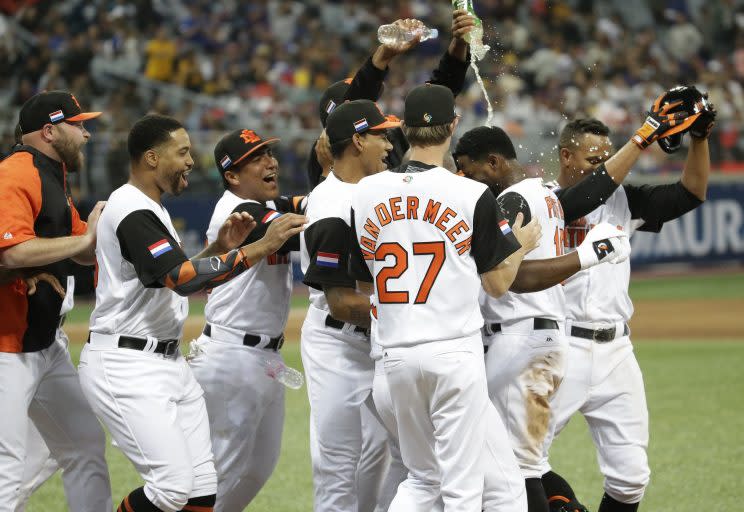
[325,315,369,336]
[87,334,180,357]
[484,318,559,334]
[202,324,284,351]
[570,323,629,343]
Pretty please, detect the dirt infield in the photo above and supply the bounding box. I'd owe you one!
[63,298,743,344]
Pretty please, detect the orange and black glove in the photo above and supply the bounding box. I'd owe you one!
[632,95,695,150]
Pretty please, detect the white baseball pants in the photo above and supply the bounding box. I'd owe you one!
[484,319,566,479]
[79,340,216,512]
[376,339,525,512]
[301,304,388,512]
[0,331,111,512]
[189,332,285,511]
[541,326,649,503]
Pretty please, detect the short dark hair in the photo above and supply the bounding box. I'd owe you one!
[127,114,184,162]
[329,138,353,159]
[559,118,610,149]
[453,126,517,162]
[402,124,453,148]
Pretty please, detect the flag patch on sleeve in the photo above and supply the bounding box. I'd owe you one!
[499,220,512,235]
[262,210,281,223]
[148,239,173,257]
[316,252,340,268]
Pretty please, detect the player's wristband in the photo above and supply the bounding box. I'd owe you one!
[632,116,661,149]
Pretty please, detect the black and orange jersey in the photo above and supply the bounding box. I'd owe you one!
[0,145,87,353]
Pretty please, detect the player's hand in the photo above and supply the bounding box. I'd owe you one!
[512,212,541,254]
[689,95,717,139]
[84,201,106,245]
[576,222,629,269]
[215,212,256,253]
[258,213,307,255]
[316,129,333,173]
[632,94,694,150]
[381,18,425,54]
[452,9,476,41]
[25,272,65,298]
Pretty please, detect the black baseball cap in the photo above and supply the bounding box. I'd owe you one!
[18,91,101,135]
[318,78,352,127]
[404,84,456,127]
[325,100,400,145]
[214,129,279,172]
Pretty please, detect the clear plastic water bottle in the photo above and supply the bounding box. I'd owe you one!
[377,23,439,46]
[263,358,304,389]
[452,0,489,60]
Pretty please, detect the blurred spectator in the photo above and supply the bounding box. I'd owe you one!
[0,0,742,199]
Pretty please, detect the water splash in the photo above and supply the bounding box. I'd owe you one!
[470,58,494,126]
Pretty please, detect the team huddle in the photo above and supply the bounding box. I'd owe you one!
[0,10,716,512]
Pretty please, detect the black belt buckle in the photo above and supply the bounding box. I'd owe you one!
[593,327,615,343]
[161,339,179,357]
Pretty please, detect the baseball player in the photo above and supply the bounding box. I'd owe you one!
[347,84,540,511]
[0,91,112,512]
[452,96,699,511]
[539,95,715,512]
[300,99,401,512]
[188,128,306,511]
[78,114,305,512]
[310,10,475,188]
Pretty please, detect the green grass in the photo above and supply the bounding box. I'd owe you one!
[628,272,744,300]
[27,340,744,511]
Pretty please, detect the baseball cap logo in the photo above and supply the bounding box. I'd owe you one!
[70,94,81,110]
[353,118,369,132]
[240,130,260,144]
[423,113,432,123]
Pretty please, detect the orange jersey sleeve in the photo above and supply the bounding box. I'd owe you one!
[0,152,41,249]
[69,200,87,236]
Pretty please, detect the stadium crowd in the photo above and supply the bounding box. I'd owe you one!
[1,0,743,197]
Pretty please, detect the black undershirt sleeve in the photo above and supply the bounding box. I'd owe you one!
[303,217,356,290]
[428,50,470,97]
[348,208,374,283]
[116,210,189,288]
[554,164,619,223]
[623,182,703,233]
[230,202,299,253]
[344,56,386,103]
[472,190,522,273]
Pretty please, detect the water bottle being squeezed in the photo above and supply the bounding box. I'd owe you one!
[377,23,439,46]
[453,0,490,61]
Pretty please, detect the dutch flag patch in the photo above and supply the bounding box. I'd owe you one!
[220,155,232,169]
[262,210,281,223]
[499,220,512,235]
[49,110,64,123]
[316,252,340,268]
[353,118,369,132]
[148,239,173,257]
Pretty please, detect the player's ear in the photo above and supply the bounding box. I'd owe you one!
[224,169,240,187]
[488,153,506,171]
[559,147,572,165]
[144,148,159,169]
[351,133,364,153]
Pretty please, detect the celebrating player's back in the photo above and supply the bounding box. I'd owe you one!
[349,84,537,511]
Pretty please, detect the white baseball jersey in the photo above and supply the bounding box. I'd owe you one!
[349,163,521,348]
[300,172,358,313]
[480,177,566,324]
[204,191,301,337]
[89,184,188,340]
